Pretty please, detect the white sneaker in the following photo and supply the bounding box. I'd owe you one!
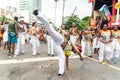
[22,51,24,54]
[13,54,18,57]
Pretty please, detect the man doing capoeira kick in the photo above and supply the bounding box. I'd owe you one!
[33,10,65,77]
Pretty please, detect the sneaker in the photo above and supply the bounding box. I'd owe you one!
[58,73,64,77]
[13,54,18,57]
[36,52,39,55]
[88,55,92,58]
[22,51,24,54]
[48,54,50,56]
[113,61,118,64]
[111,58,115,61]
[37,51,39,54]
[33,10,39,16]
[8,50,11,53]
[113,58,118,64]
[8,54,13,57]
[51,54,54,57]
[4,46,6,49]
[32,54,37,57]
[80,58,83,61]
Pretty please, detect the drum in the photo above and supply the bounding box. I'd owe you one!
[39,34,45,41]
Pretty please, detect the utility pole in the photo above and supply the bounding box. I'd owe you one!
[62,0,66,25]
[116,0,120,25]
[71,6,77,16]
[91,0,95,18]
[54,0,58,26]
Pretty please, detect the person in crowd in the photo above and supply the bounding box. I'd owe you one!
[111,25,120,64]
[46,30,54,57]
[29,22,40,56]
[92,27,100,55]
[33,10,65,77]
[70,22,78,44]
[81,27,92,57]
[79,30,84,44]
[3,21,9,49]
[62,30,83,71]
[58,24,66,37]
[14,18,27,57]
[0,21,4,49]
[75,37,83,60]
[7,16,18,57]
[98,24,113,64]
[63,33,73,70]
[39,26,47,43]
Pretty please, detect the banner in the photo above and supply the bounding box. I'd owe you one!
[99,4,111,17]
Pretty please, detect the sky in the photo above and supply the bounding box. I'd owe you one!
[41,0,92,27]
[0,0,92,27]
[0,0,19,8]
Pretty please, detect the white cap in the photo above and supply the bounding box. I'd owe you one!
[19,17,24,21]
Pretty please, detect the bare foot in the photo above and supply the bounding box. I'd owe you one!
[67,68,72,71]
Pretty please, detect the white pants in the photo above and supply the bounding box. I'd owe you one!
[81,40,91,56]
[113,39,120,59]
[15,34,25,55]
[99,41,114,62]
[93,37,99,49]
[54,42,65,74]
[3,31,8,42]
[46,35,54,55]
[31,36,40,55]
[36,12,65,74]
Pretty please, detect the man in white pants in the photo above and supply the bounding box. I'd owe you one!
[15,18,27,57]
[46,31,54,57]
[33,10,65,77]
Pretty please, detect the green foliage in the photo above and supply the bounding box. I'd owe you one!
[0,16,5,25]
[64,15,91,30]
[0,16,11,25]
[80,16,91,30]
[64,15,80,29]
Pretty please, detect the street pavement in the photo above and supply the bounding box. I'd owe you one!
[0,42,120,80]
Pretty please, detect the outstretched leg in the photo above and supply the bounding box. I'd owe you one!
[33,10,65,76]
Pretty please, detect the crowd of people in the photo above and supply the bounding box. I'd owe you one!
[58,21,120,65]
[0,17,43,57]
[0,10,120,77]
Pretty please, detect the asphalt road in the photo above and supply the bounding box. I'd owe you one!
[0,42,120,80]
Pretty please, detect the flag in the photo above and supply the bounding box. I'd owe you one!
[88,0,94,3]
[99,4,111,17]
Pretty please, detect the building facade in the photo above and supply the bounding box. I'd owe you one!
[19,0,42,23]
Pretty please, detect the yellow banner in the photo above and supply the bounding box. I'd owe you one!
[115,2,120,9]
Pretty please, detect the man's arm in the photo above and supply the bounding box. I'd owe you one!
[15,24,18,37]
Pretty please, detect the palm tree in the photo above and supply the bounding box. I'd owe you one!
[54,0,59,26]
